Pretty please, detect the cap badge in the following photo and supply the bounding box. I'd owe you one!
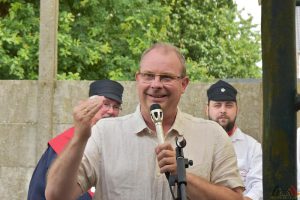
[221,88,226,93]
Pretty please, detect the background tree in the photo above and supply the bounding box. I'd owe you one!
[0,0,261,81]
[164,0,261,81]
[0,0,39,79]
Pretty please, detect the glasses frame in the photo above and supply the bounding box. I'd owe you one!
[102,102,122,111]
[137,71,184,84]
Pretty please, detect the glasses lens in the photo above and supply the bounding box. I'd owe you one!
[103,102,121,111]
[139,72,181,84]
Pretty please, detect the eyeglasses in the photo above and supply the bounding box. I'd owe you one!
[137,71,183,84]
[103,102,122,111]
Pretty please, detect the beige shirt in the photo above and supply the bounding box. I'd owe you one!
[77,106,243,200]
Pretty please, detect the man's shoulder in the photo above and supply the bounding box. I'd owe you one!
[234,128,261,149]
[235,128,261,145]
[99,112,137,123]
[180,111,209,123]
[178,111,227,139]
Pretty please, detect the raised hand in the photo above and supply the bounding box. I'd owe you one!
[73,96,104,140]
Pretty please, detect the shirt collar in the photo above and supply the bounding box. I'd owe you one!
[169,107,184,136]
[229,127,244,141]
[132,105,183,137]
[131,104,149,135]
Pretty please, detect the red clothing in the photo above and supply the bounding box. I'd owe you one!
[227,125,237,137]
[48,127,75,154]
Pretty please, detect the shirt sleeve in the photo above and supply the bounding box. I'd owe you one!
[211,127,245,189]
[77,125,101,193]
[243,141,263,200]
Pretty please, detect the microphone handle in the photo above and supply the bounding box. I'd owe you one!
[154,122,170,179]
[155,122,165,144]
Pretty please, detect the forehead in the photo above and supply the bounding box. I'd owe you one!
[140,48,183,74]
[209,100,236,104]
[103,97,120,105]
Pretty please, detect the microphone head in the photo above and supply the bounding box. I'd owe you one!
[150,103,161,111]
[150,104,163,123]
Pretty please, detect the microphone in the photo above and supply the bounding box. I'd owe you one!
[150,104,170,181]
[150,104,164,144]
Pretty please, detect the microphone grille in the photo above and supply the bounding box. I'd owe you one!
[150,104,161,111]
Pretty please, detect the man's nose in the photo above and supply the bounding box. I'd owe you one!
[220,105,227,113]
[150,75,163,87]
[107,106,115,113]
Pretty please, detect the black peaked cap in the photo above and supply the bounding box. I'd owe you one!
[207,80,237,102]
[89,80,124,103]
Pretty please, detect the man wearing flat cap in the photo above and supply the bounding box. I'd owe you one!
[206,80,263,200]
[27,80,124,200]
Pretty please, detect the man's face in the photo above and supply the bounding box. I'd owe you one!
[91,97,121,125]
[206,100,238,132]
[135,48,189,117]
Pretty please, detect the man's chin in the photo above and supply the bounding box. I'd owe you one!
[218,120,228,126]
[147,100,165,109]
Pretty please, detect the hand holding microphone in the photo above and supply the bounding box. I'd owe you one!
[150,104,190,199]
[150,104,175,178]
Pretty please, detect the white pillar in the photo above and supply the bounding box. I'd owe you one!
[37,0,59,158]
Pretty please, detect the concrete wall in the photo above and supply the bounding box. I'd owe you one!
[0,79,297,199]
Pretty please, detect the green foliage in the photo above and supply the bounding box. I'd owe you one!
[56,72,81,80]
[0,0,39,79]
[164,0,261,81]
[56,0,170,80]
[0,0,261,81]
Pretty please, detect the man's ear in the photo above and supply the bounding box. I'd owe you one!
[135,72,139,81]
[205,103,209,116]
[180,76,189,94]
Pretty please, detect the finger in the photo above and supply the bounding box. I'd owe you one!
[84,96,104,110]
[157,155,175,167]
[156,144,176,173]
[156,149,175,161]
[74,98,101,121]
[160,164,177,174]
[85,99,102,114]
[155,142,173,154]
[158,157,177,174]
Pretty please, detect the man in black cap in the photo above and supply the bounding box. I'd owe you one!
[27,80,124,200]
[206,80,262,200]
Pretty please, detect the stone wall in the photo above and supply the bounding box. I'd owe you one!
[0,79,297,200]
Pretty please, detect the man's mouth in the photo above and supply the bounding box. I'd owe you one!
[146,94,168,104]
[147,93,167,99]
[150,95,166,98]
[218,116,229,121]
